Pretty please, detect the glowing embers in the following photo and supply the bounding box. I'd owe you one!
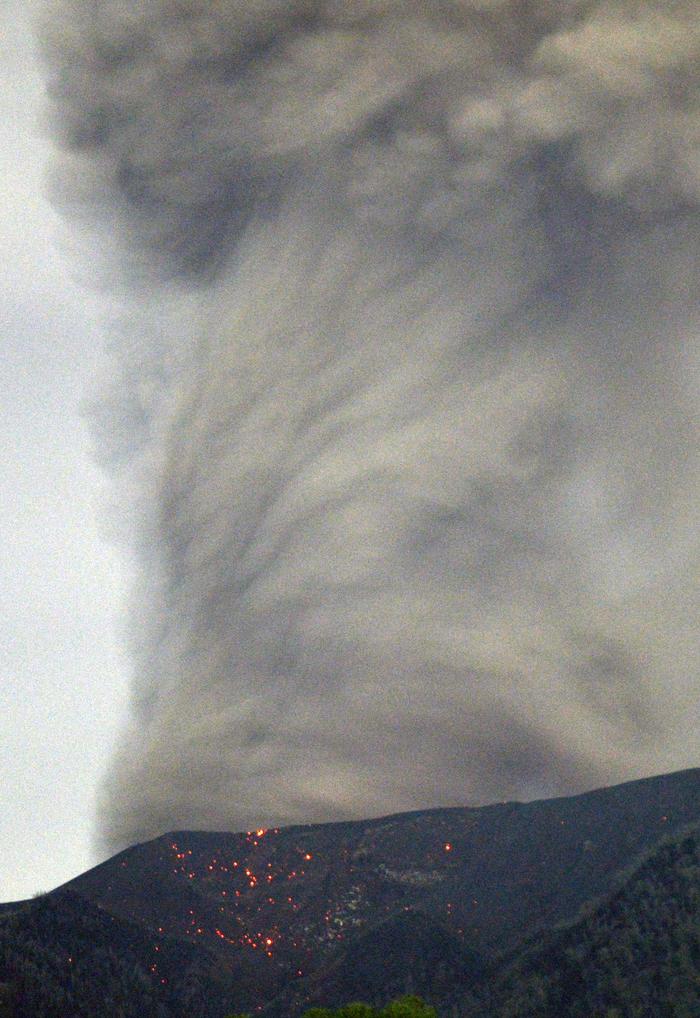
[169,842,197,878]
[213,925,282,958]
[160,834,341,968]
[246,827,281,848]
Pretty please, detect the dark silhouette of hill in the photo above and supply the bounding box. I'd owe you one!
[456,822,700,1017]
[0,890,220,1018]
[2,768,700,1017]
[264,909,483,1016]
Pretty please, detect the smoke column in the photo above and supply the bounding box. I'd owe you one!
[36,1,700,854]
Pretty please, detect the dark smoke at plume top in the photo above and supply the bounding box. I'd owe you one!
[36,0,700,854]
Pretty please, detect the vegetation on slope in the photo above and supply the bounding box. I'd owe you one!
[0,890,222,1018]
[459,825,700,1017]
[275,825,700,1018]
[232,993,438,1018]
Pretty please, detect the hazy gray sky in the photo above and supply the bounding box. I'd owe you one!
[0,4,129,901]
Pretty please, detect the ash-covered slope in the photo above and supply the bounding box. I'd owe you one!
[3,768,700,1018]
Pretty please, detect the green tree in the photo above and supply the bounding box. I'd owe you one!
[381,996,437,1018]
[336,1005,376,1018]
[302,996,437,1018]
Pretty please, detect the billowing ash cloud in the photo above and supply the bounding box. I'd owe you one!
[36,0,700,854]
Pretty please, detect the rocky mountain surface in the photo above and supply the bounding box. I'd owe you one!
[2,768,700,1017]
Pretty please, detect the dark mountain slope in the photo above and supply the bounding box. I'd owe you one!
[459,823,700,1017]
[268,907,485,1017]
[2,768,700,1017]
[0,890,221,1018]
[64,768,700,960]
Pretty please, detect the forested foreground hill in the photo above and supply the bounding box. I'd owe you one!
[457,825,700,1018]
[0,890,222,1018]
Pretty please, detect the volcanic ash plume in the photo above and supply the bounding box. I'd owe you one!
[37,0,700,853]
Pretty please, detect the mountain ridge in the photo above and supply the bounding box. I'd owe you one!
[110,764,700,862]
[3,767,700,1017]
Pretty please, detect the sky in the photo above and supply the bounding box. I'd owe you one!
[0,4,130,901]
[3,0,699,899]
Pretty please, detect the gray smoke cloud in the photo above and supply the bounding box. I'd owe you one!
[36,0,700,854]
